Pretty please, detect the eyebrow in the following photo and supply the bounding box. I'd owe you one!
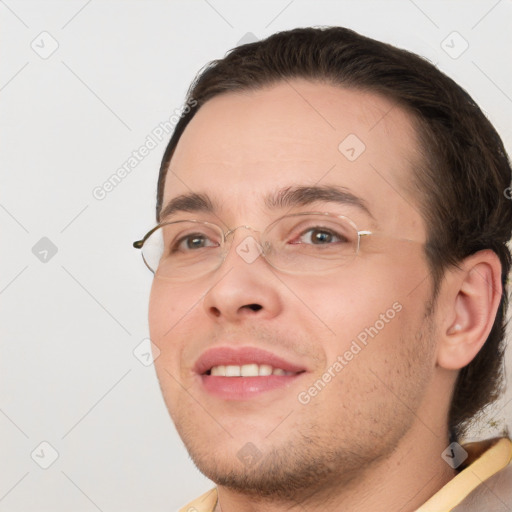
[159,192,214,220]
[159,185,373,221]
[265,185,374,218]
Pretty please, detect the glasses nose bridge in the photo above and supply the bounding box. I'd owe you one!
[224,224,262,243]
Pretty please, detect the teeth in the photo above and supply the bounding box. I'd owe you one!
[241,364,259,377]
[259,364,273,376]
[225,365,241,377]
[210,365,225,376]
[208,364,294,377]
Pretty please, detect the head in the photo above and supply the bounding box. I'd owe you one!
[144,27,511,498]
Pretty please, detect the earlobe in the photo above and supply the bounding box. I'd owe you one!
[437,250,502,371]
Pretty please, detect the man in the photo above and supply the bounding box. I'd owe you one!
[134,27,512,511]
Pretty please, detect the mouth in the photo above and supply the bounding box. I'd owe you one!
[195,347,307,400]
[207,364,296,377]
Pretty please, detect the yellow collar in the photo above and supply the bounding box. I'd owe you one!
[416,437,512,511]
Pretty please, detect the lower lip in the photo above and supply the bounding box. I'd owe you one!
[200,374,303,400]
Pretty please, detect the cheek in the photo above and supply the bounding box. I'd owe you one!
[148,280,200,374]
[290,269,395,330]
[149,282,200,416]
[293,273,434,427]
[293,256,430,356]
[148,279,207,337]
[148,281,171,338]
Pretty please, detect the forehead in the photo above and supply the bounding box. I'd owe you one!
[163,80,425,238]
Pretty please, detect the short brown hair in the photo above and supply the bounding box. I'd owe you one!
[156,26,512,439]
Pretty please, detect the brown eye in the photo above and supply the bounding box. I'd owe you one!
[294,228,346,245]
[172,233,219,252]
[184,235,208,249]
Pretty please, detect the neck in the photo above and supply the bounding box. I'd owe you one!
[215,422,457,512]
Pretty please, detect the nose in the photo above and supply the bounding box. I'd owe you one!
[202,228,283,323]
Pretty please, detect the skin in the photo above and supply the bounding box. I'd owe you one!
[148,80,502,511]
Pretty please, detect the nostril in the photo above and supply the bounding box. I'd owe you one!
[209,306,221,317]
[245,304,263,312]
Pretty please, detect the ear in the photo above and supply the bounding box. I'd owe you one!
[436,250,503,370]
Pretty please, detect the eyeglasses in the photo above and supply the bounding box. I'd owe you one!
[133,212,393,281]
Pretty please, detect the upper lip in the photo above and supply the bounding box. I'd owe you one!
[194,346,308,375]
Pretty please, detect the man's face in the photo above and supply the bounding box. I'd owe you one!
[149,81,438,495]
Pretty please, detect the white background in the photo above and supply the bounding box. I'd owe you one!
[1,1,511,510]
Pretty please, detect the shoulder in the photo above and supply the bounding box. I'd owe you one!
[452,458,512,511]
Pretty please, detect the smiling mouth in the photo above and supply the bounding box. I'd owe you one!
[195,346,308,399]
[206,364,299,377]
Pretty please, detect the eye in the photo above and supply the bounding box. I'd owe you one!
[172,232,219,252]
[293,227,347,245]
